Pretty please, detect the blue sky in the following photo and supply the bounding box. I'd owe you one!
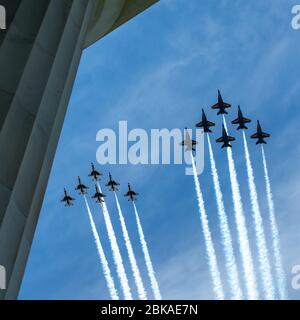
[19,0,300,299]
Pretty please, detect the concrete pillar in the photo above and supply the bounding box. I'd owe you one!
[0,0,95,300]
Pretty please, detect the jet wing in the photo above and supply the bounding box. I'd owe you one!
[211,103,220,109]
[262,133,270,138]
[242,117,251,123]
[231,118,240,125]
[228,136,236,142]
[216,137,224,143]
[223,103,231,108]
[192,140,198,145]
[206,121,215,126]
[251,133,259,139]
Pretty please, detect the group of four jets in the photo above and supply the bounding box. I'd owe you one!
[181,90,270,150]
[61,164,139,207]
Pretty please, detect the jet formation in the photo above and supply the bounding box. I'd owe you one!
[62,90,270,205]
[61,163,139,206]
[181,90,270,151]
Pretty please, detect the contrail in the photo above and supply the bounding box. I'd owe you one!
[207,135,243,300]
[223,117,258,300]
[132,202,162,300]
[97,183,132,300]
[242,131,275,299]
[83,196,119,300]
[261,146,287,300]
[191,153,225,300]
[114,192,148,300]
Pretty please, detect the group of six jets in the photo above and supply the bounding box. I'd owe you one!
[61,165,139,207]
[181,90,270,150]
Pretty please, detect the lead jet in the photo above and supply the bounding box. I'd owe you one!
[61,188,75,206]
[88,163,102,181]
[92,185,106,203]
[211,90,231,115]
[251,120,270,144]
[216,125,236,148]
[124,183,138,201]
[196,109,215,133]
[106,173,120,191]
[231,106,251,130]
[180,128,197,152]
[75,176,89,195]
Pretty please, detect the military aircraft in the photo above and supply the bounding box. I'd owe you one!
[251,120,270,144]
[75,176,89,195]
[196,109,215,133]
[124,183,138,201]
[180,128,198,152]
[88,163,102,181]
[92,185,106,203]
[216,125,236,148]
[61,188,75,206]
[106,173,120,191]
[231,106,251,130]
[211,90,231,115]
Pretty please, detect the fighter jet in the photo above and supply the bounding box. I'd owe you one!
[211,90,231,115]
[75,176,89,195]
[251,120,270,144]
[92,185,106,203]
[180,128,198,152]
[231,106,251,130]
[106,173,120,191]
[88,163,102,181]
[124,183,138,201]
[61,188,75,206]
[196,109,215,133]
[216,125,236,148]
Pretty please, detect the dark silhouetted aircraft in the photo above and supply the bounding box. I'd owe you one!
[231,106,251,130]
[61,188,75,206]
[216,125,236,148]
[106,173,120,191]
[180,128,197,152]
[124,183,138,201]
[89,163,102,181]
[196,109,215,133]
[211,90,231,115]
[75,176,89,194]
[251,120,270,144]
[92,185,106,203]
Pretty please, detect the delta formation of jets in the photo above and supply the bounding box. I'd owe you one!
[181,90,270,150]
[61,163,138,207]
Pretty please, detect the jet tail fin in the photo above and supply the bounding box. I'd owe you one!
[237,124,247,130]
[217,110,228,115]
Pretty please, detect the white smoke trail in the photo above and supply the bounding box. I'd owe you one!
[132,202,162,300]
[97,183,132,300]
[242,131,275,299]
[114,193,148,300]
[207,135,243,300]
[261,146,287,300]
[223,117,258,300]
[191,153,225,300]
[83,196,119,300]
